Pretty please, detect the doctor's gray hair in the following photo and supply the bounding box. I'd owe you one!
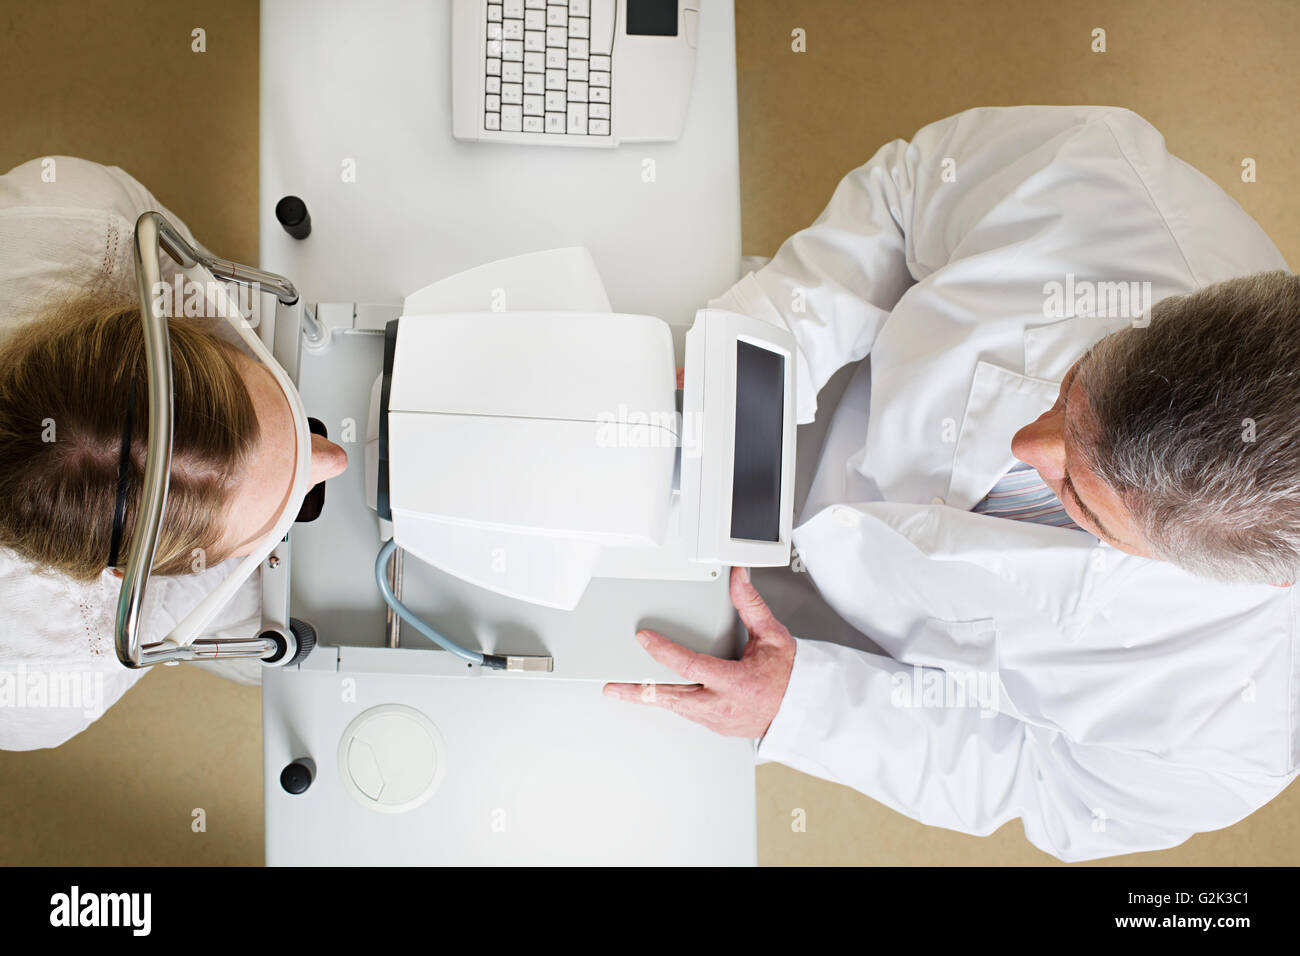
[1077,270,1300,585]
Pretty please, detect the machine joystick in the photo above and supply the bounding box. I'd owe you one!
[275,195,312,240]
[280,757,316,794]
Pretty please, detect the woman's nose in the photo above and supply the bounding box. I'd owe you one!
[308,434,349,485]
[1010,409,1067,481]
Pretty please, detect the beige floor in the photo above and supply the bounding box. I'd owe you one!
[1,0,1297,866]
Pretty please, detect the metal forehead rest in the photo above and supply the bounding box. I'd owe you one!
[114,211,303,669]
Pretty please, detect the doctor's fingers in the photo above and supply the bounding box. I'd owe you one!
[602,682,740,733]
[601,680,705,710]
[729,567,792,647]
[632,628,742,686]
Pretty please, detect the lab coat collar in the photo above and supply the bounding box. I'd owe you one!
[944,313,1134,511]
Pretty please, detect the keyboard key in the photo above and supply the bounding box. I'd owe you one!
[486,38,502,57]
[545,112,565,133]
[568,37,588,58]
[569,16,589,38]
[546,6,566,25]
[590,54,610,71]
[589,118,609,135]
[524,51,544,72]
[524,30,545,51]
[502,39,523,60]
[502,19,523,39]
[486,75,501,93]
[567,59,588,80]
[589,70,609,86]
[567,81,587,100]
[524,115,544,132]
[545,26,566,46]
[503,61,523,81]
[523,72,544,93]
[502,103,523,130]
[501,82,523,104]
[525,8,544,28]
[566,103,587,132]
[486,57,501,75]
[589,102,608,118]
[589,0,614,55]
[568,0,589,15]
[545,48,566,68]
[487,4,502,21]
[485,111,500,130]
[545,89,566,110]
[589,85,609,103]
[545,68,566,89]
[485,93,501,111]
[523,94,544,115]
[503,0,523,16]
[525,0,545,7]
[487,22,503,39]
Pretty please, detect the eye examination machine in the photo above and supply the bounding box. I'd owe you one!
[114,0,775,865]
[364,250,795,620]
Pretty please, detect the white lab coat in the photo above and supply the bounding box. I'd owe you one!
[0,157,262,751]
[709,106,1298,861]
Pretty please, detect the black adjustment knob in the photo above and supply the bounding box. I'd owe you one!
[280,757,316,794]
[275,195,311,240]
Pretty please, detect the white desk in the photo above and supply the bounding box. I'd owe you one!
[259,0,756,865]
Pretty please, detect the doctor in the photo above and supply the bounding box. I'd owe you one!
[605,105,1300,862]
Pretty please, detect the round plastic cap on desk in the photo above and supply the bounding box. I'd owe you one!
[337,704,447,813]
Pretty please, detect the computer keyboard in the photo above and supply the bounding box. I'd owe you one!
[484,0,613,137]
[452,0,698,147]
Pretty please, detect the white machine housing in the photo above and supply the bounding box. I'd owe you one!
[363,251,795,610]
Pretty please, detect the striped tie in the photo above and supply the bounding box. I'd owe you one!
[971,461,1081,530]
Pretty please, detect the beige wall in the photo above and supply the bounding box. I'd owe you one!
[734,0,1299,267]
[0,0,260,264]
[1,0,1296,865]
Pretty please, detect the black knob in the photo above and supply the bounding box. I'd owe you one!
[275,195,311,239]
[280,757,316,794]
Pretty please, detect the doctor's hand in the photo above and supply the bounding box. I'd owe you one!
[602,567,796,739]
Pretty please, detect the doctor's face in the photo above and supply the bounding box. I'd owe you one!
[1010,354,1156,558]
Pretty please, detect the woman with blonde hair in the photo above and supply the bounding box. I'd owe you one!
[0,157,347,749]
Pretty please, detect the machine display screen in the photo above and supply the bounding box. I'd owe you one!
[730,340,785,542]
[626,0,679,36]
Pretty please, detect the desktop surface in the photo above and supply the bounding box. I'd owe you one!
[259,0,753,865]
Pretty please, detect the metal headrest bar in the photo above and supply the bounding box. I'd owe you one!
[114,212,308,668]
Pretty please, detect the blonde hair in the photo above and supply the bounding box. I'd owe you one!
[0,293,260,580]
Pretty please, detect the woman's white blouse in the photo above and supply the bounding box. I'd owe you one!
[0,157,261,750]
